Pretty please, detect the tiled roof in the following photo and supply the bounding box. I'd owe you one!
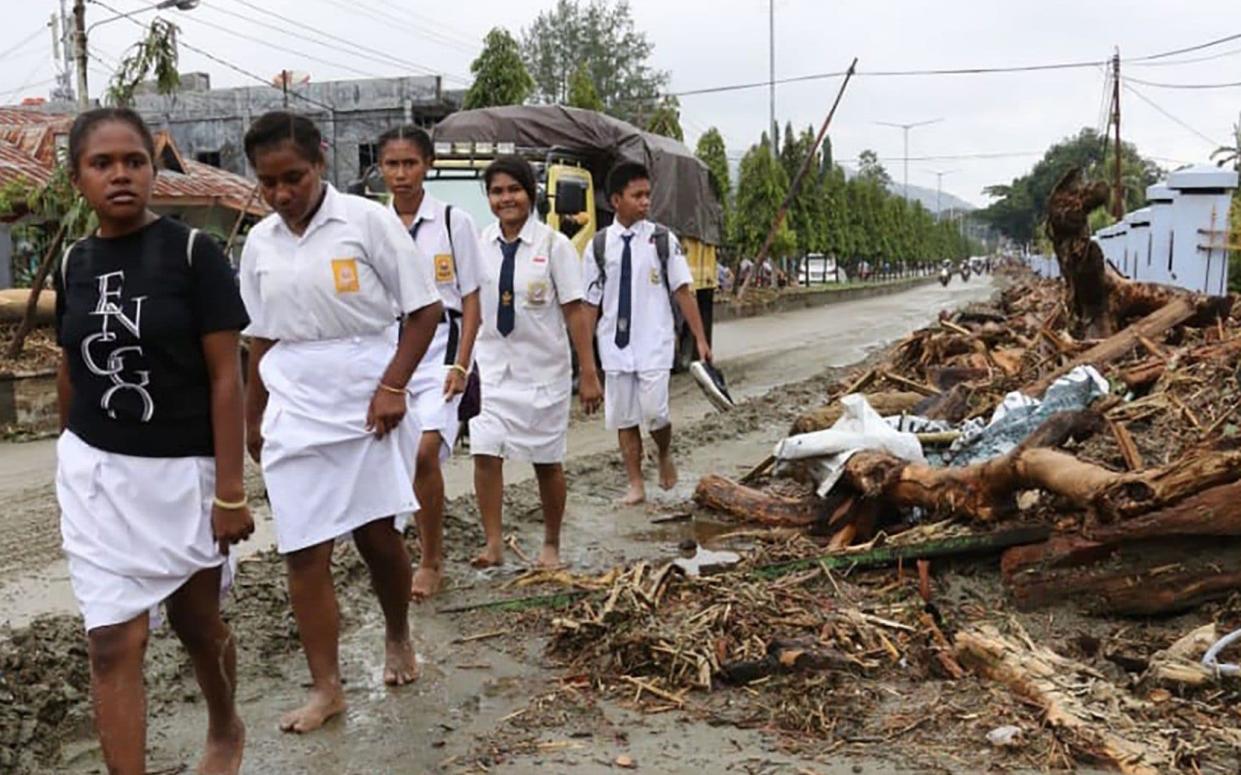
[0,108,266,216]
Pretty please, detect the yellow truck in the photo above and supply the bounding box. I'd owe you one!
[424,105,723,371]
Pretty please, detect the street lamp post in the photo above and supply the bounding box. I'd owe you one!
[874,118,943,200]
[929,169,958,219]
[74,0,199,108]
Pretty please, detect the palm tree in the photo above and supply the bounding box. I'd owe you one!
[1212,117,1241,171]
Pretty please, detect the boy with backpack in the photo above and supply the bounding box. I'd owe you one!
[584,162,713,505]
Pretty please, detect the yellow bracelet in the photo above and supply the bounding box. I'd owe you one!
[377,382,407,395]
[213,495,248,510]
[449,363,469,377]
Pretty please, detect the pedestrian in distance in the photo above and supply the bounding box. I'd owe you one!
[583,161,713,505]
[376,125,483,602]
[469,155,603,568]
[239,111,443,733]
[53,107,252,775]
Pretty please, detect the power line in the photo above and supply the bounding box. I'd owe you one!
[1130,30,1241,62]
[1123,75,1241,90]
[0,26,47,61]
[171,8,387,80]
[305,0,478,56]
[213,0,468,84]
[348,0,479,51]
[1121,80,1225,148]
[1127,44,1241,68]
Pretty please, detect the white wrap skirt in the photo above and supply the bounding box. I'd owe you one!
[259,326,420,554]
[56,430,233,632]
[409,319,463,460]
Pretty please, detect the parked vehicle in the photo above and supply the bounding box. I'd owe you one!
[801,253,840,285]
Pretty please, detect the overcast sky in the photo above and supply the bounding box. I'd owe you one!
[3,0,1238,206]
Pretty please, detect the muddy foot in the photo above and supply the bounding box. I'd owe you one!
[197,717,245,775]
[384,639,419,686]
[409,566,443,602]
[470,546,504,568]
[536,544,562,569]
[617,483,646,505]
[658,454,678,491]
[279,687,345,734]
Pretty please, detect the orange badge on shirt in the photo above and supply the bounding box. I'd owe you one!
[434,254,456,283]
[331,258,360,293]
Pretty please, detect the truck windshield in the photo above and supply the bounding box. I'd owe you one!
[424,177,494,227]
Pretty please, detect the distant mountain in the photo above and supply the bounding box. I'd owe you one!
[888,181,977,215]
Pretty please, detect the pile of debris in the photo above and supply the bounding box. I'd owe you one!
[540,168,1241,770]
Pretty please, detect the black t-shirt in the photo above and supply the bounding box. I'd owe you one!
[54,217,250,458]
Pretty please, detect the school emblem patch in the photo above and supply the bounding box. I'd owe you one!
[649,267,662,286]
[434,253,455,283]
[331,258,360,293]
[526,279,549,306]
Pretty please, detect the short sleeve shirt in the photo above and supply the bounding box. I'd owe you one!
[583,220,692,373]
[54,218,250,458]
[240,184,440,342]
[395,192,481,314]
[474,217,583,387]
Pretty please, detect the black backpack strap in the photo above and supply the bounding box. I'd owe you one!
[588,227,608,297]
[652,224,671,292]
[444,204,454,257]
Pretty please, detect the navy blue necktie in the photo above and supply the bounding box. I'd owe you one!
[614,233,634,349]
[497,239,518,337]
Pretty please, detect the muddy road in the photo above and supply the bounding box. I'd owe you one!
[1,278,998,774]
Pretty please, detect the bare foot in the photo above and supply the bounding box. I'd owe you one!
[279,686,345,734]
[384,638,419,686]
[617,483,646,505]
[536,544,561,569]
[197,717,245,775]
[409,566,443,602]
[658,453,678,491]
[470,546,504,568]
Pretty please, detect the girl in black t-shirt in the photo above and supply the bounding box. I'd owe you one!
[53,108,252,775]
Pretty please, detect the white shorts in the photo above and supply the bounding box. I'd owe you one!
[56,431,234,632]
[605,370,672,432]
[408,364,463,461]
[469,377,571,464]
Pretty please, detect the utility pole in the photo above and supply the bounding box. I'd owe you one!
[73,0,89,109]
[930,169,958,219]
[282,70,290,108]
[768,0,776,155]
[1111,49,1123,218]
[875,118,942,199]
[50,2,76,103]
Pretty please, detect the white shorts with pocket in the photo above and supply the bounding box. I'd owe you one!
[469,377,571,464]
[605,370,672,432]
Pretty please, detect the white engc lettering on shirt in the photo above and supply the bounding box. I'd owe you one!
[82,271,154,421]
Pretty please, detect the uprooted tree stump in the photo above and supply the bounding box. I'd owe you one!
[1046,167,1232,342]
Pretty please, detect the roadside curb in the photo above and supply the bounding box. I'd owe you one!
[714,275,941,322]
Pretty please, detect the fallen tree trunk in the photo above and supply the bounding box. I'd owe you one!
[693,474,831,526]
[1085,478,1241,542]
[956,624,1168,774]
[1006,538,1241,616]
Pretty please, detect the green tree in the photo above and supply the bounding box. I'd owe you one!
[646,95,683,141]
[566,62,604,111]
[107,18,180,106]
[1211,117,1241,171]
[733,144,795,260]
[521,0,668,122]
[695,127,731,243]
[977,128,1161,245]
[464,28,534,109]
[856,149,892,187]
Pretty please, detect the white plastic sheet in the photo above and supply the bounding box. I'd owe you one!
[773,393,926,497]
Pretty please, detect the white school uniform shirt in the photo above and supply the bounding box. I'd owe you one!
[475,216,583,388]
[240,184,440,342]
[583,219,693,373]
[392,191,481,314]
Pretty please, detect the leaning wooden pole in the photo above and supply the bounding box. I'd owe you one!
[736,57,858,304]
[6,220,68,360]
[223,184,261,257]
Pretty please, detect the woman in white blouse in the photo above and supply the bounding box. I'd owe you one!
[238,112,443,733]
[470,156,602,569]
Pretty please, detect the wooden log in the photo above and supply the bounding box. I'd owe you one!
[0,289,57,325]
[1108,420,1143,471]
[955,624,1167,775]
[790,391,924,434]
[1007,537,1241,615]
[1093,449,1241,522]
[1023,295,1196,398]
[693,474,830,527]
[1046,168,1114,339]
[1119,358,1165,390]
[1085,479,1241,543]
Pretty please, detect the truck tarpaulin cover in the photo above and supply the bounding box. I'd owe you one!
[433,105,723,245]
